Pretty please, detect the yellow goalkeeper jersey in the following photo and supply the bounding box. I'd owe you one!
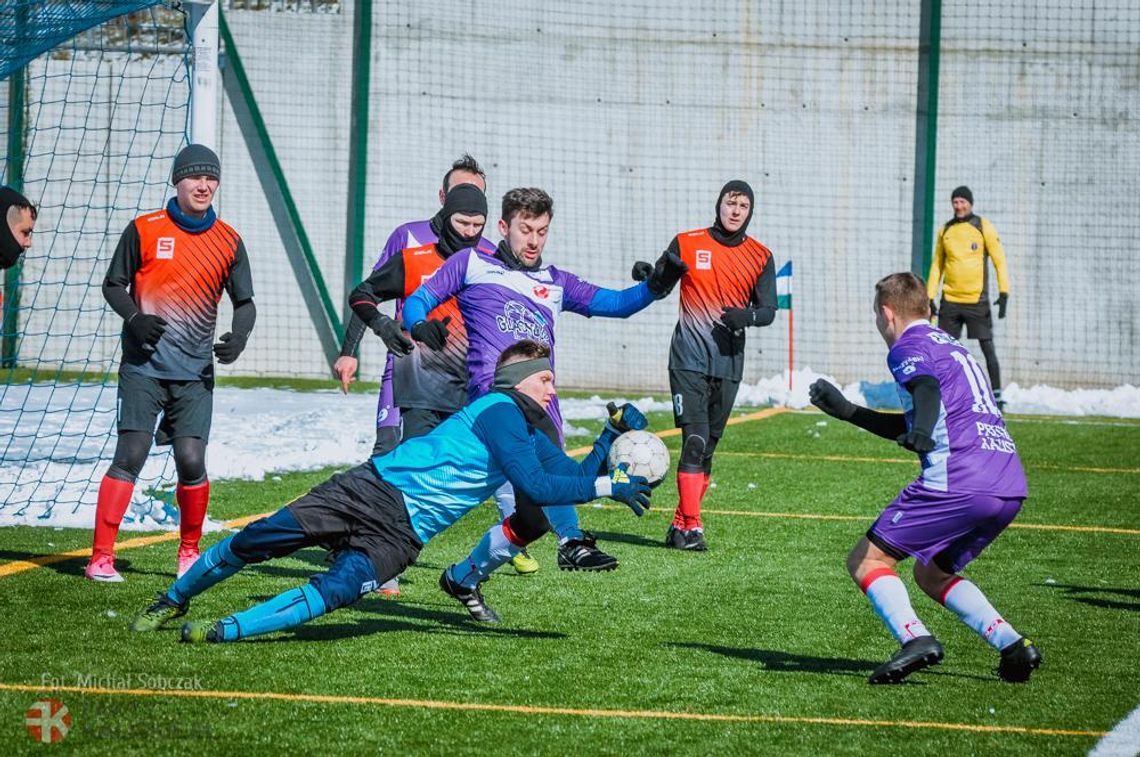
[927,214,1009,304]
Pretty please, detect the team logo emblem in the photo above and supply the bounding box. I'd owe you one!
[156,237,176,259]
[696,250,712,270]
[532,285,549,299]
[25,699,71,743]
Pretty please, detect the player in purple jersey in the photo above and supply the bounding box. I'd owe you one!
[334,154,496,457]
[809,272,1040,685]
[399,187,683,574]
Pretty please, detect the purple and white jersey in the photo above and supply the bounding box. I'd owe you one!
[889,322,1027,497]
[369,220,495,422]
[419,248,600,432]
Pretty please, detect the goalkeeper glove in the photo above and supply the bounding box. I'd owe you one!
[631,260,653,282]
[994,292,1008,319]
[410,316,451,351]
[368,312,414,356]
[605,401,648,434]
[647,252,688,297]
[212,332,247,364]
[596,463,652,516]
[808,379,856,420]
[127,312,167,348]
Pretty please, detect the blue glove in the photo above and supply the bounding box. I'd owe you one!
[605,401,648,434]
[603,463,652,516]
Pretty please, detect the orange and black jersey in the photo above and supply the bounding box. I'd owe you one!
[105,209,253,379]
[666,227,776,381]
[349,244,469,414]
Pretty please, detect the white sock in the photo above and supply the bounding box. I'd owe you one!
[448,523,518,589]
[941,577,1021,650]
[861,569,931,644]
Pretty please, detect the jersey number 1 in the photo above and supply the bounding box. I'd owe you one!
[950,351,1001,416]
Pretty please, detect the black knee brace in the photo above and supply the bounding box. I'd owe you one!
[172,436,207,485]
[679,424,709,473]
[108,430,153,482]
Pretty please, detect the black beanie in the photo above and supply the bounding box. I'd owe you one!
[711,179,755,246]
[431,183,488,256]
[171,144,221,185]
[951,185,973,205]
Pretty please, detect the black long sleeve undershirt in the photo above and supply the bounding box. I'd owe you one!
[846,375,941,440]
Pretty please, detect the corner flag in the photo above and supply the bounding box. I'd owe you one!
[776,260,793,309]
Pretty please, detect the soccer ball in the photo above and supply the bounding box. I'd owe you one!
[608,430,670,485]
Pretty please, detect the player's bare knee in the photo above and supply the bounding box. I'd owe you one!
[913,560,953,600]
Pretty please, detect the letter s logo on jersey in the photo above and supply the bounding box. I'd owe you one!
[532,285,549,300]
[695,250,712,270]
[156,238,175,260]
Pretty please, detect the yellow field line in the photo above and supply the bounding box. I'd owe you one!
[580,503,1140,536]
[0,682,1105,739]
[0,511,272,579]
[716,450,1140,475]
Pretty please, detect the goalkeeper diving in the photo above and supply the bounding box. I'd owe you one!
[132,340,653,641]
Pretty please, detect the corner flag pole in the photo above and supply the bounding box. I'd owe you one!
[788,305,794,391]
[776,260,793,391]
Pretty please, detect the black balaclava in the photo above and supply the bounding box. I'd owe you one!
[430,183,488,257]
[709,179,755,247]
[0,187,35,269]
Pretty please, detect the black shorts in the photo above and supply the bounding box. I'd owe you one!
[116,370,213,445]
[287,462,424,582]
[399,407,451,442]
[938,300,993,341]
[669,369,741,436]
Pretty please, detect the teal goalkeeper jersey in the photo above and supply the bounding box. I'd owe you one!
[370,392,601,544]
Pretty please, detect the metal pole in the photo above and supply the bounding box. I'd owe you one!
[911,0,942,277]
[3,4,29,369]
[344,0,373,325]
[188,1,220,148]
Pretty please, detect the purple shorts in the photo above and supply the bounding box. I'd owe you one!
[868,483,1023,573]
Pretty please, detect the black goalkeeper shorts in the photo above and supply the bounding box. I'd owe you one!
[938,299,993,341]
[287,462,424,583]
[116,370,213,445]
[669,369,741,437]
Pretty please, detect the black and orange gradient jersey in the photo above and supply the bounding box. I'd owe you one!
[106,208,253,379]
[667,227,776,380]
[350,243,469,414]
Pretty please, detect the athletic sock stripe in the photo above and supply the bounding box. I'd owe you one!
[859,567,898,594]
[940,576,964,606]
[501,518,526,547]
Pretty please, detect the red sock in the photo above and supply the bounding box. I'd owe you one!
[700,472,710,499]
[674,470,706,530]
[176,480,210,551]
[92,475,134,559]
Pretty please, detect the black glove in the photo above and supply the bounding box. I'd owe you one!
[127,313,167,348]
[631,261,653,282]
[647,252,688,296]
[212,332,247,364]
[897,430,935,454]
[720,307,757,331]
[994,293,1008,319]
[808,379,856,420]
[410,316,451,351]
[605,401,648,434]
[929,299,938,319]
[369,313,414,356]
